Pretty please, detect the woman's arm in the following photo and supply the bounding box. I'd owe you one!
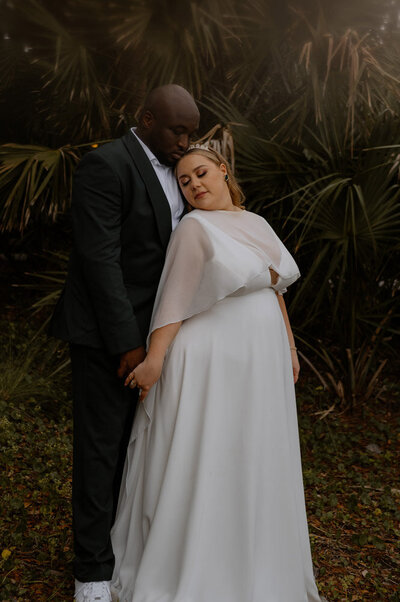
[125,321,182,401]
[276,292,300,383]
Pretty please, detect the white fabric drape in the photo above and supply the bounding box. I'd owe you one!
[148,209,300,340]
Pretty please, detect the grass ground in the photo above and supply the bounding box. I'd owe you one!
[1,266,399,601]
[300,388,400,601]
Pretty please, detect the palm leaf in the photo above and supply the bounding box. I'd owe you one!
[0,143,80,231]
[110,0,239,95]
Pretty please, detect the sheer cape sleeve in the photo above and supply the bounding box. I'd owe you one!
[147,210,300,343]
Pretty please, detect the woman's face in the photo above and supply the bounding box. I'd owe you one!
[176,154,233,211]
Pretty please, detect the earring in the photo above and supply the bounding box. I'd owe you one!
[224,174,229,182]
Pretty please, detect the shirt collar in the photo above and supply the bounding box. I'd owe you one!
[131,127,164,168]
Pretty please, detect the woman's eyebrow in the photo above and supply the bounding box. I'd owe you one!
[178,164,208,179]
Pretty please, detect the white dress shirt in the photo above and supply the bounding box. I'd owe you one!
[131,128,184,230]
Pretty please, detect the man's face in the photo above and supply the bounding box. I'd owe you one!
[144,106,199,167]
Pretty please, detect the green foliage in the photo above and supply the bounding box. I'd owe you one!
[1,1,399,404]
[110,0,238,95]
[24,252,68,318]
[0,320,72,599]
[0,321,70,414]
[202,27,400,406]
[298,379,400,600]
[0,144,80,232]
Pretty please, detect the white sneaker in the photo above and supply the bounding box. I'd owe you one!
[74,580,112,602]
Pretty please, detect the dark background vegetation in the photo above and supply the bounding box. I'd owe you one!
[0,0,399,600]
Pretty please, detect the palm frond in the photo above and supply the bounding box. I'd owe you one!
[0,143,80,231]
[110,0,240,95]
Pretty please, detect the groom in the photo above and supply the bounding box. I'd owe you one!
[49,85,199,602]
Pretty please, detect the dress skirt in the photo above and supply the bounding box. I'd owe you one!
[111,287,321,602]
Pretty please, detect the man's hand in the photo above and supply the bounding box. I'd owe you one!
[117,346,146,379]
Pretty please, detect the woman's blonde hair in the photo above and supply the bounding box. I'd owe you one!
[176,147,245,210]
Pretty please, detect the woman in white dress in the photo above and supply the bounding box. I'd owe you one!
[110,148,321,602]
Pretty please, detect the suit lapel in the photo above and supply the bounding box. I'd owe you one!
[122,131,172,248]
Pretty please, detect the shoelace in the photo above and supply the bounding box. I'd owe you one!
[84,581,111,601]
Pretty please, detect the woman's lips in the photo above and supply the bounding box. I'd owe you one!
[195,192,206,200]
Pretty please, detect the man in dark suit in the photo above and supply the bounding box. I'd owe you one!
[49,84,199,602]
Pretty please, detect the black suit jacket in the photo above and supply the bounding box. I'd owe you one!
[49,131,173,355]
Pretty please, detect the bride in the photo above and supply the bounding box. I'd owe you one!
[110,147,321,602]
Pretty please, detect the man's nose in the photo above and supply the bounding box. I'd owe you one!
[177,134,189,150]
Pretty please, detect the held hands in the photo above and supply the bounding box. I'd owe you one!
[291,348,300,384]
[117,346,146,379]
[125,356,164,402]
[122,322,181,401]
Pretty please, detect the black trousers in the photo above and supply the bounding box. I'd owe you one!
[70,344,138,582]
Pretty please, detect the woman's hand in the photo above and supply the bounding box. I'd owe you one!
[125,356,163,401]
[291,349,300,384]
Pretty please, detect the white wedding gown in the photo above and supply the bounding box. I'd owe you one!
[111,209,321,602]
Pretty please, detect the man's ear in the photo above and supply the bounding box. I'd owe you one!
[141,110,154,130]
